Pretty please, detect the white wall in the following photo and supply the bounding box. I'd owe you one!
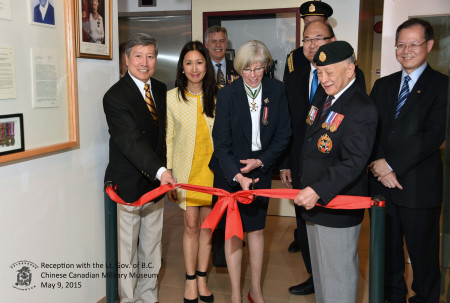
[0,1,119,302]
[381,0,450,77]
[118,0,190,13]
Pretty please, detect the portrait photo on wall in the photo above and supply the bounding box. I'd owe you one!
[76,0,112,60]
[30,0,55,26]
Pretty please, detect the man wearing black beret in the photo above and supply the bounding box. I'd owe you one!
[293,41,378,302]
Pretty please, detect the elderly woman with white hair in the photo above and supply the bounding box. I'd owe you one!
[208,40,291,303]
[88,0,104,44]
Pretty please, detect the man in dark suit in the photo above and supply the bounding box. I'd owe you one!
[205,25,240,86]
[204,25,240,267]
[282,20,367,296]
[369,18,448,303]
[294,41,377,302]
[103,33,175,303]
[33,0,55,25]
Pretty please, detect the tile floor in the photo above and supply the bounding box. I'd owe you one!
[158,200,414,302]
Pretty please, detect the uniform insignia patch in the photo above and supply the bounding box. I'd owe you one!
[317,133,333,153]
[319,51,326,62]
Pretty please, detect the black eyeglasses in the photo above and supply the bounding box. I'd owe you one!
[302,37,334,44]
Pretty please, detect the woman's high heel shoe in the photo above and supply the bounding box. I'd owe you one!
[196,270,214,303]
[184,273,198,303]
[248,289,254,303]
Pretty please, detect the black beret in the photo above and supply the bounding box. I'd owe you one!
[313,41,354,66]
[300,1,333,19]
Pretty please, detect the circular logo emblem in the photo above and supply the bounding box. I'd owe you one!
[309,4,316,12]
[317,133,333,153]
[319,52,327,62]
[10,260,38,291]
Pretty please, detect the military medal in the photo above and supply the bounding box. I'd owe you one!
[227,74,239,84]
[330,114,344,132]
[244,83,262,112]
[5,122,10,146]
[322,111,337,129]
[10,122,15,145]
[262,106,269,125]
[306,106,318,126]
[317,133,333,153]
[0,123,5,146]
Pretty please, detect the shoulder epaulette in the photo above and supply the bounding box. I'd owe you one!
[288,51,294,73]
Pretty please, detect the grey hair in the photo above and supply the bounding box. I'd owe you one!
[125,33,158,57]
[233,40,273,75]
[204,25,228,43]
[346,53,356,64]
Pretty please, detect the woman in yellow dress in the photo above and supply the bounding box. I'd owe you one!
[166,41,219,303]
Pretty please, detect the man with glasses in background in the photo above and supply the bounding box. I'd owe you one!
[369,18,448,303]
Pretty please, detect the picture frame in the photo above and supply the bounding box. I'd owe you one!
[75,0,112,60]
[29,0,56,27]
[0,114,25,156]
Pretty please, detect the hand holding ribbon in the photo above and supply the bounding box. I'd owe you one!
[105,183,375,241]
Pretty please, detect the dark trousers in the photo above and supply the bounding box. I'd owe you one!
[294,204,312,275]
[384,198,441,303]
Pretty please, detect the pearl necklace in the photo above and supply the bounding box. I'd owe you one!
[187,89,203,96]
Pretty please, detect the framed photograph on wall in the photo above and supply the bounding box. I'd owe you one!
[30,0,56,27]
[0,114,25,156]
[75,0,112,60]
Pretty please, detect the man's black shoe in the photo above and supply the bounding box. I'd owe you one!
[288,240,300,253]
[288,276,314,295]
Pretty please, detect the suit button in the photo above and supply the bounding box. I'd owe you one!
[391,130,395,134]
[142,130,147,135]
[307,138,312,142]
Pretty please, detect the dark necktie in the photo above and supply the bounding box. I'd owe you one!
[310,69,318,103]
[395,75,411,119]
[144,84,158,126]
[319,95,334,120]
[216,63,225,85]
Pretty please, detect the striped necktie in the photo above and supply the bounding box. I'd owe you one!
[310,69,318,103]
[216,63,225,85]
[144,84,158,126]
[395,75,411,119]
[319,95,334,120]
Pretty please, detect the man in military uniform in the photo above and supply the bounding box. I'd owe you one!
[282,2,334,259]
[204,25,239,86]
[295,40,377,303]
[281,16,367,295]
[283,0,333,83]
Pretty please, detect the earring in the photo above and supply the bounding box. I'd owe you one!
[182,70,185,74]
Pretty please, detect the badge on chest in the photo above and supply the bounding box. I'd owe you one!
[317,133,333,153]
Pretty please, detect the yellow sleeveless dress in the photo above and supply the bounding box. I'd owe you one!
[185,93,214,206]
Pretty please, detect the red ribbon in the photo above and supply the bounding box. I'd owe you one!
[105,184,378,241]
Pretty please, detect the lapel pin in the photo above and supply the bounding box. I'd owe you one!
[264,98,269,104]
[417,90,421,94]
